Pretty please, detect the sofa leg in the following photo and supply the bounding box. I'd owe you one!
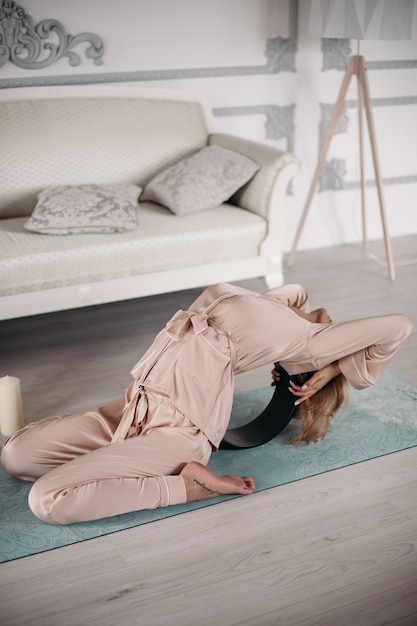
[264,255,284,288]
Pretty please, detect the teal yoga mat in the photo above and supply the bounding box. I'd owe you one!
[1,373,416,563]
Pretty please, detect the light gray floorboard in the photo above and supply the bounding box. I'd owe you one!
[1,235,416,626]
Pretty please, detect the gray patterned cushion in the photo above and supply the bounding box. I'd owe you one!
[140,145,259,215]
[24,184,141,234]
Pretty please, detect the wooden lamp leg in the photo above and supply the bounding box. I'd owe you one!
[358,57,396,280]
[287,56,357,268]
[357,63,367,248]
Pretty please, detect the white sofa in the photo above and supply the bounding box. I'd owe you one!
[0,85,300,321]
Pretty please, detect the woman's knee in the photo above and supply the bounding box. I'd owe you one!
[28,478,68,525]
[401,314,414,338]
[0,432,36,481]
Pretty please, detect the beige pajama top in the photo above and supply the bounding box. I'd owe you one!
[115,282,413,450]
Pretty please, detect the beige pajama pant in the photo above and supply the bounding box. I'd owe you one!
[1,391,212,525]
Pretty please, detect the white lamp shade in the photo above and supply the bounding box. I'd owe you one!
[308,0,415,40]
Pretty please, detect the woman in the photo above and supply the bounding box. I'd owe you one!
[1,282,412,524]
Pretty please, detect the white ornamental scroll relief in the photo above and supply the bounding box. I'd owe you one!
[0,0,104,69]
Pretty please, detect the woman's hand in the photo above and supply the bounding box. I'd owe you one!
[271,367,281,386]
[289,362,341,405]
[290,306,333,324]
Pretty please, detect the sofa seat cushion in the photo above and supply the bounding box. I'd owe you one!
[0,203,267,297]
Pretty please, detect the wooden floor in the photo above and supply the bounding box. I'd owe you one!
[1,236,416,626]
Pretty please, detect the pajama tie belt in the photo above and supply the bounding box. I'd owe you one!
[165,309,209,339]
[111,309,212,443]
[111,387,149,443]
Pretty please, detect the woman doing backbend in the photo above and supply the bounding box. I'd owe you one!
[1,282,412,524]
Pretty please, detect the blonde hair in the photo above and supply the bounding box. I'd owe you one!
[287,373,349,445]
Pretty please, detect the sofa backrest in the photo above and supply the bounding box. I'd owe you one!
[0,85,214,218]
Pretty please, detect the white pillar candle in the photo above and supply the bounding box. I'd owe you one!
[0,375,24,437]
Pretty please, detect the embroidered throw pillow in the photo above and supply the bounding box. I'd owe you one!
[140,145,259,215]
[24,184,141,235]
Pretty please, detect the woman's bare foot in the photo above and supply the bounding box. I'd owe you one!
[180,461,255,502]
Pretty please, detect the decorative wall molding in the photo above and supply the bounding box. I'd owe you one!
[319,95,417,191]
[322,37,417,71]
[264,0,298,74]
[319,102,349,148]
[321,38,351,71]
[0,0,104,69]
[265,104,296,149]
[0,0,298,88]
[213,104,295,152]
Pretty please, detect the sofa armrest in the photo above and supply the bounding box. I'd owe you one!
[209,133,300,220]
[209,133,300,260]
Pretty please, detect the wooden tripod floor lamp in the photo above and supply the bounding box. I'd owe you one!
[287,0,414,282]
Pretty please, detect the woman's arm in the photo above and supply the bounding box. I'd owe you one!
[273,313,412,399]
[280,314,413,394]
[313,314,413,389]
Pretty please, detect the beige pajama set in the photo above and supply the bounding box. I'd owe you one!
[1,283,412,524]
